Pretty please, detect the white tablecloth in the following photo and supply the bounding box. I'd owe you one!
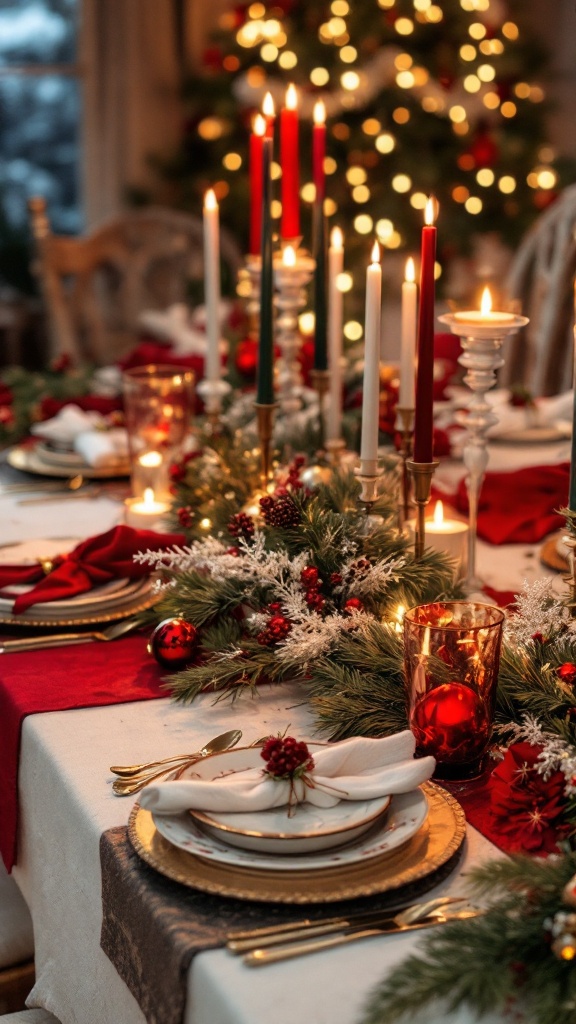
[1,439,564,1024]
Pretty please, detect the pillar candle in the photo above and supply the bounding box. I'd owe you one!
[360,242,382,466]
[203,188,221,383]
[312,100,326,204]
[256,136,274,405]
[263,91,275,140]
[249,114,265,256]
[569,280,576,511]
[280,83,300,241]
[327,226,344,442]
[399,256,417,409]
[413,197,437,463]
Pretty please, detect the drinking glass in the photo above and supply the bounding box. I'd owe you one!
[403,601,505,780]
[122,365,194,500]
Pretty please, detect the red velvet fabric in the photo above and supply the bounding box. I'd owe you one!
[0,635,165,871]
[441,462,569,545]
[0,526,184,614]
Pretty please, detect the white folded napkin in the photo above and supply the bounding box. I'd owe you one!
[73,428,129,469]
[139,302,229,357]
[31,404,107,447]
[140,731,435,815]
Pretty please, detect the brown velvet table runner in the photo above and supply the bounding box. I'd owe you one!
[100,825,463,1024]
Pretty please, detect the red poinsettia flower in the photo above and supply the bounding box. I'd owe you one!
[488,742,568,855]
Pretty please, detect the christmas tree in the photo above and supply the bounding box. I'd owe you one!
[154,0,574,317]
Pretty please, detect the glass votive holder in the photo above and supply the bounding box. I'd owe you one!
[403,601,505,780]
[122,365,194,500]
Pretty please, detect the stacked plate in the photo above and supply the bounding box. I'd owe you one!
[7,442,130,480]
[0,538,156,626]
[127,745,467,903]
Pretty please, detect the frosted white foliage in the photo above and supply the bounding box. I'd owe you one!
[277,609,373,665]
[501,715,576,797]
[350,557,406,597]
[506,578,576,644]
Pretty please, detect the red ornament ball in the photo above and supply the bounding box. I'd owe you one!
[300,565,320,589]
[235,337,258,379]
[410,682,490,765]
[558,663,576,686]
[344,597,364,614]
[149,617,199,670]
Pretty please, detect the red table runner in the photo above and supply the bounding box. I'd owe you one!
[0,633,165,871]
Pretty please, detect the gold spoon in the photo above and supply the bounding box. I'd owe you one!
[110,728,243,796]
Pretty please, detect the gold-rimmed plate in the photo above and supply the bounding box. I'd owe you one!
[7,443,129,480]
[128,783,466,904]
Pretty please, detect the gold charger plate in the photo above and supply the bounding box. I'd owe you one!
[128,782,466,904]
[0,582,158,628]
[540,532,569,573]
[7,444,129,480]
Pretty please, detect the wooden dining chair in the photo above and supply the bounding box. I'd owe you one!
[501,184,576,396]
[28,198,242,366]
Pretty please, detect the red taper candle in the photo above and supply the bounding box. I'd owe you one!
[413,196,438,463]
[280,83,300,240]
[249,113,266,256]
[312,100,326,204]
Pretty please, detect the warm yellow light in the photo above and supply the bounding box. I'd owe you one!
[477,168,494,186]
[337,271,352,292]
[449,105,467,123]
[325,156,337,174]
[286,83,297,110]
[331,0,350,14]
[344,320,363,340]
[310,66,329,86]
[362,118,381,135]
[341,71,360,91]
[530,86,545,103]
[477,64,495,82]
[469,22,486,39]
[301,183,316,202]
[425,6,443,22]
[283,245,296,267]
[260,43,278,62]
[271,199,282,219]
[410,192,428,209]
[204,188,217,211]
[396,70,415,88]
[371,241,380,263]
[425,196,438,225]
[199,517,212,530]
[393,107,410,124]
[452,185,469,203]
[331,226,344,250]
[392,174,412,193]
[498,176,516,194]
[480,287,492,315]
[198,117,224,140]
[139,451,162,468]
[464,75,481,92]
[434,261,442,280]
[395,17,414,34]
[324,198,337,216]
[536,168,557,189]
[514,82,531,99]
[263,18,281,38]
[460,44,476,61]
[253,113,266,137]
[347,166,367,185]
[328,16,347,35]
[354,214,373,234]
[248,2,265,16]
[263,92,275,117]
[465,196,482,214]
[313,99,326,124]
[395,53,413,70]
[376,218,393,242]
[279,50,297,69]
[352,185,370,203]
[412,66,429,85]
[433,500,444,526]
[223,152,242,171]
[299,312,315,334]
[375,132,396,153]
[501,101,517,118]
[271,161,282,180]
[502,21,519,40]
[483,92,500,110]
[405,256,415,283]
[340,45,357,62]
[421,96,440,113]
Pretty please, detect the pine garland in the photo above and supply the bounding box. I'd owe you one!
[362,854,576,1024]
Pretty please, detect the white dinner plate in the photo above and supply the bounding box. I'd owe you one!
[152,787,428,873]
[490,424,571,444]
[7,443,129,480]
[181,746,391,854]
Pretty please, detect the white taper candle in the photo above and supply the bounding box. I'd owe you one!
[360,241,382,469]
[327,226,344,442]
[399,256,417,408]
[203,188,221,383]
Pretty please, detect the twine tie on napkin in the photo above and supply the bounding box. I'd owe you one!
[0,525,185,614]
[139,731,436,815]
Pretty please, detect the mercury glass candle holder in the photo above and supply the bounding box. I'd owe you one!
[273,246,315,414]
[403,601,505,780]
[438,309,528,593]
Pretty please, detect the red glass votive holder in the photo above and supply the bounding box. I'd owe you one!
[403,601,505,780]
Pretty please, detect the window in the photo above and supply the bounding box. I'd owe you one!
[0,0,82,236]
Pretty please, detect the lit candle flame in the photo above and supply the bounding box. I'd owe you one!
[253,113,266,136]
[424,195,438,226]
[143,487,155,508]
[313,99,326,125]
[139,451,162,468]
[286,83,298,110]
[204,188,217,211]
[331,226,343,250]
[433,499,444,526]
[263,91,275,117]
[371,241,380,264]
[405,256,415,283]
[480,286,492,316]
[283,244,296,267]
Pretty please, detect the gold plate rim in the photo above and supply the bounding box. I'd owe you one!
[0,588,157,628]
[127,782,466,904]
[7,443,129,480]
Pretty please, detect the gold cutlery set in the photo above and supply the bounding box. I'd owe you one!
[109,729,243,795]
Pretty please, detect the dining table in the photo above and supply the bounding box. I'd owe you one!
[0,421,570,1024]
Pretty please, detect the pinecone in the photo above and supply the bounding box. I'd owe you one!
[260,493,301,529]
[227,511,255,540]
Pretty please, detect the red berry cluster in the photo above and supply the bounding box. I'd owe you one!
[169,450,202,487]
[283,455,307,492]
[177,506,193,528]
[260,493,301,529]
[344,596,364,614]
[227,512,255,540]
[557,662,576,687]
[300,565,325,612]
[261,736,315,779]
[348,558,371,580]
[257,603,292,646]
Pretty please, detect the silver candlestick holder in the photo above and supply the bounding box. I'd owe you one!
[273,246,315,414]
[197,378,231,431]
[241,254,262,344]
[439,309,529,593]
[355,458,384,533]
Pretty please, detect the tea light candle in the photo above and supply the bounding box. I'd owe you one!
[124,487,170,530]
[408,500,468,575]
[453,286,516,328]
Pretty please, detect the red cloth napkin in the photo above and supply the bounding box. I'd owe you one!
[441,462,569,545]
[0,525,185,614]
[0,635,165,871]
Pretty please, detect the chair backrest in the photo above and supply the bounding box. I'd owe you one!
[28,197,242,365]
[502,185,576,396]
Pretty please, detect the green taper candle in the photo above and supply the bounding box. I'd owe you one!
[256,136,274,404]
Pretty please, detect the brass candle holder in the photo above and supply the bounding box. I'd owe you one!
[354,461,384,533]
[310,368,331,451]
[395,405,415,527]
[562,532,576,618]
[254,402,277,488]
[407,459,439,560]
